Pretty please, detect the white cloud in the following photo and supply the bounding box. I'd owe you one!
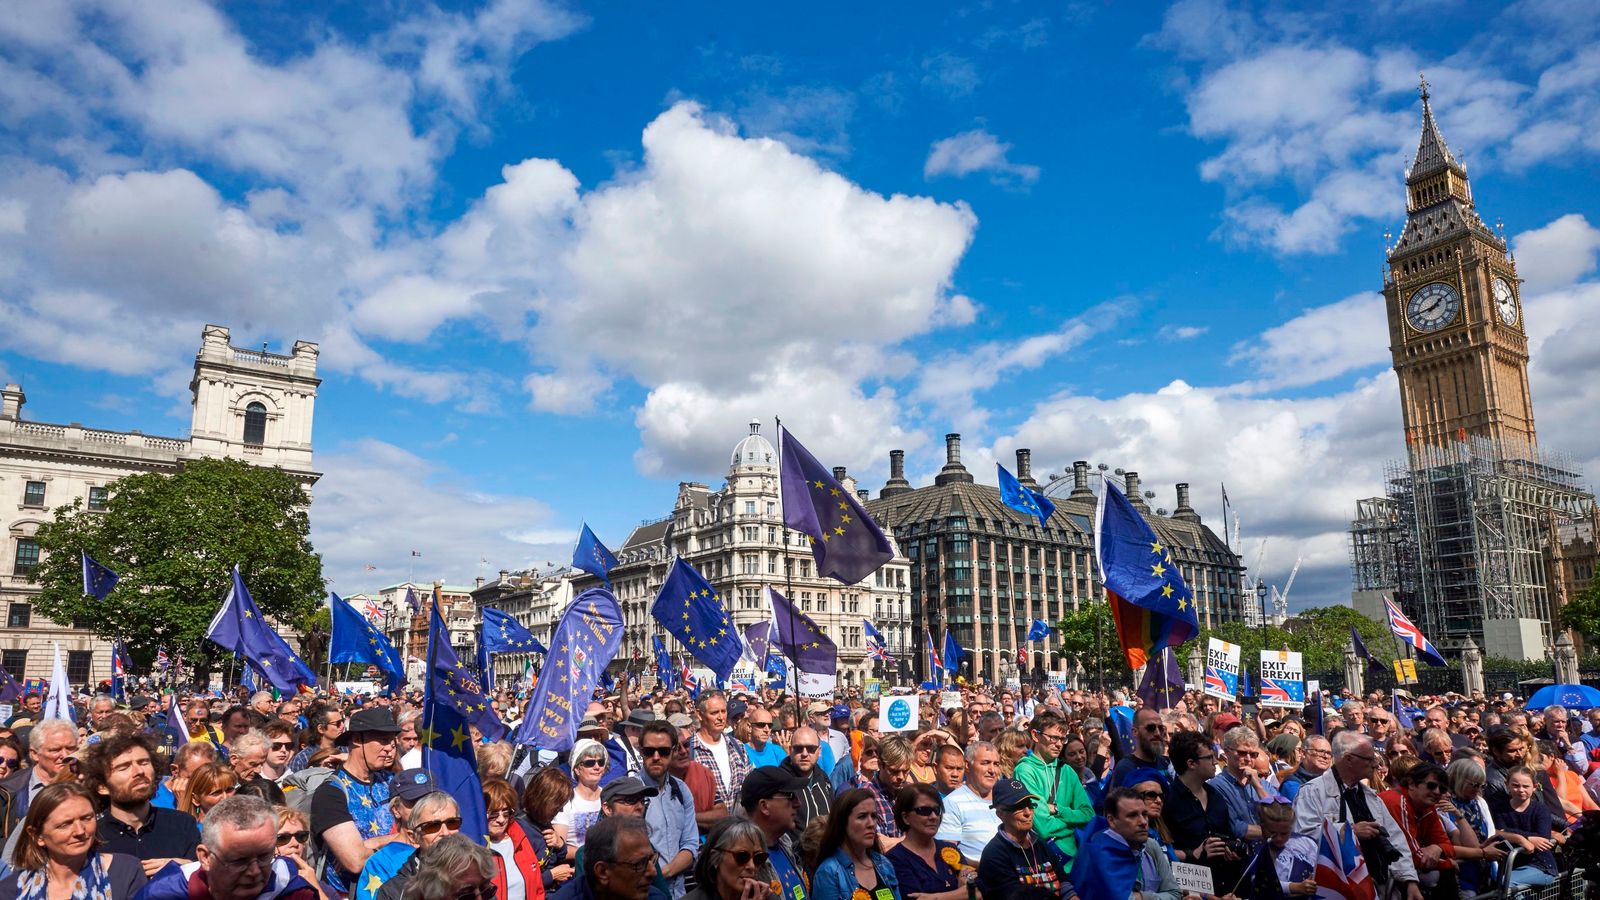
[312,438,571,592]
[1158,324,1209,340]
[921,53,981,99]
[1512,213,1600,293]
[924,129,1041,187]
[1231,291,1390,389]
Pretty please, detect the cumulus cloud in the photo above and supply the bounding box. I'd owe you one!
[924,129,1041,187]
[1512,213,1600,292]
[1231,291,1390,389]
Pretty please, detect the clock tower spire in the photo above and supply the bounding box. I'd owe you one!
[1384,75,1535,455]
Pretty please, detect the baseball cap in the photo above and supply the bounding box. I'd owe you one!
[392,769,436,803]
[806,701,831,716]
[1211,713,1241,731]
[830,704,851,720]
[739,766,808,810]
[600,776,659,806]
[347,707,400,735]
[989,778,1040,810]
[728,700,748,721]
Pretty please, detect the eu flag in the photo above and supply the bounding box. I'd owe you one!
[422,598,488,841]
[1350,625,1383,673]
[425,597,506,741]
[1025,618,1052,642]
[778,426,893,585]
[481,607,540,653]
[513,587,624,751]
[1135,647,1185,709]
[653,634,678,692]
[1095,480,1199,669]
[82,552,120,602]
[573,523,618,588]
[651,558,742,681]
[997,463,1057,526]
[529,636,549,655]
[204,566,317,694]
[330,593,406,691]
[769,586,838,692]
[0,662,21,702]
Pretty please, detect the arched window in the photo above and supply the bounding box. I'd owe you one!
[243,402,267,445]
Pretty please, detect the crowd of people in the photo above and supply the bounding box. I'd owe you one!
[0,678,1594,900]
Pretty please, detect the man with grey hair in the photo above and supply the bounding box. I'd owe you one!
[0,718,79,834]
[1277,734,1332,801]
[937,740,1002,863]
[686,691,749,813]
[89,694,119,731]
[549,816,662,900]
[1293,730,1421,900]
[1206,726,1271,841]
[229,731,272,786]
[248,691,276,718]
[138,794,319,900]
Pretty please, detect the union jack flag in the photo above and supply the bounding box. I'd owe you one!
[863,618,894,663]
[1383,596,1446,667]
[681,657,699,698]
[154,648,170,671]
[1315,819,1375,900]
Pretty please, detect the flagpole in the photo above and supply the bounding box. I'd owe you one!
[775,416,801,707]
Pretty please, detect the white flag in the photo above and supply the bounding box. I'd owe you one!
[43,643,74,723]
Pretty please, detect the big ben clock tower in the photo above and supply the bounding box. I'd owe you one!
[1384,78,1536,454]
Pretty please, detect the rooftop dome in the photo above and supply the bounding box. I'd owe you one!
[731,419,776,468]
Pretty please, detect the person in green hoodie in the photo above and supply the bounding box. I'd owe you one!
[1014,710,1094,862]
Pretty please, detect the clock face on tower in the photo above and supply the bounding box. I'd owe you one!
[1493,276,1518,325]
[1406,282,1462,333]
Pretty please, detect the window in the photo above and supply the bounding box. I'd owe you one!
[744,501,756,516]
[22,481,45,508]
[1,650,24,677]
[67,651,92,686]
[13,539,39,576]
[7,604,29,628]
[87,486,109,511]
[767,555,777,574]
[243,402,267,445]
[766,502,776,516]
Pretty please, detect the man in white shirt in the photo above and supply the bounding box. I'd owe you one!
[686,691,749,811]
[936,741,1002,863]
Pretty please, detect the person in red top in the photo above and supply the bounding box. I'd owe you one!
[667,714,724,832]
[485,778,545,900]
[1379,761,1456,893]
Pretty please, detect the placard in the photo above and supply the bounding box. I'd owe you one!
[1258,650,1305,708]
[1392,658,1418,685]
[0,704,10,724]
[1205,638,1241,702]
[1172,862,1215,895]
[940,690,962,709]
[863,679,882,701]
[879,695,920,733]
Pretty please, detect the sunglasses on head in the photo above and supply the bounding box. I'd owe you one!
[416,817,463,835]
[276,830,310,846]
[726,850,770,867]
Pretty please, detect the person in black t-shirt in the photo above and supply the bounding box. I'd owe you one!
[309,707,403,895]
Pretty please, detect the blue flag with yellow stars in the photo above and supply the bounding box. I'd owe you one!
[330,593,406,691]
[1094,479,1199,669]
[769,586,837,687]
[481,607,540,654]
[513,587,624,751]
[997,463,1057,526]
[651,558,742,681]
[422,598,488,842]
[82,551,120,601]
[422,590,506,741]
[653,634,677,692]
[204,566,317,694]
[778,425,893,585]
[572,522,618,588]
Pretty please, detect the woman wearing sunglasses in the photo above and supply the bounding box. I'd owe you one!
[484,778,544,900]
[810,787,901,900]
[684,818,778,900]
[372,793,464,900]
[555,739,609,850]
[886,784,972,900]
[274,806,330,900]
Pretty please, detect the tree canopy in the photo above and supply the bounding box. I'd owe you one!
[1558,580,1600,650]
[29,458,324,671]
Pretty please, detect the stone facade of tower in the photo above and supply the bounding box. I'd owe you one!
[0,326,319,680]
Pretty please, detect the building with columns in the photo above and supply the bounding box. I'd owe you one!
[0,325,319,679]
[865,434,1247,685]
[469,569,580,688]
[563,422,914,687]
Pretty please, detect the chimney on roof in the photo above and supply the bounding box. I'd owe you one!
[1070,461,1093,500]
[1125,472,1149,512]
[857,489,870,502]
[833,466,847,482]
[880,449,914,498]
[935,433,974,486]
[474,576,485,589]
[1173,483,1201,524]
[833,466,857,495]
[0,384,23,421]
[1016,449,1037,487]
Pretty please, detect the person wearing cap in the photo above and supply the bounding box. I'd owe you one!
[687,692,751,817]
[779,726,833,831]
[309,706,404,896]
[369,793,467,900]
[1014,711,1092,862]
[665,715,724,831]
[634,721,698,898]
[740,766,808,900]
[976,777,1074,900]
[350,770,441,900]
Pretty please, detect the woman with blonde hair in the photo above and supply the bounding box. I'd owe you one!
[177,761,239,824]
[993,728,1028,779]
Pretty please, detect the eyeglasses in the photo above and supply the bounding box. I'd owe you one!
[1136,790,1163,801]
[579,759,608,769]
[270,742,292,751]
[1142,723,1168,733]
[790,744,818,754]
[1002,801,1036,813]
[641,746,674,758]
[1033,731,1066,744]
[1419,781,1445,792]
[219,853,276,872]
[488,809,513,821]
[610,855,657,875]
[910,805,942,817]
[454,885,497,900]
[750,722,772,730]
[276,830,310,846]
[416,817,463,835]
[0,756,17,769]
[726,850,770,867]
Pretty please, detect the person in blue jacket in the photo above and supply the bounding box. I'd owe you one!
[811,787,901,900]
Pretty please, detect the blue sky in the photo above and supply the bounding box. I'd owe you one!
[3,0,1599,610]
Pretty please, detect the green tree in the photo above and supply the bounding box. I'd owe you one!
[1179,605,1394,682]
[1055,599,1133,688]
[29,458,324,675]
[1558,581,1600,648]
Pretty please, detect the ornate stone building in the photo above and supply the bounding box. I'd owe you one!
[0,325,319,679]
[468,569,579,688]
[570,422,913,687]
[866,435,1246,685]
[1348,82,1595,659]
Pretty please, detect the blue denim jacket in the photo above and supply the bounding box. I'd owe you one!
[813,847,901,900]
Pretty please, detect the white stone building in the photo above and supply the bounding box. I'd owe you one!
[0,325,319,679]
[469,569,579,688]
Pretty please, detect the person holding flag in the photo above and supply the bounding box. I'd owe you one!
[1292,731,1421,900]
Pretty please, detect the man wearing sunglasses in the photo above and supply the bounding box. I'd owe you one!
[1378,761,1456,891]
[636,722,697,897]
[310,707,405,896]
[1111,708,1171,789]
[739,767,809,900]
[778,726,833,830]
